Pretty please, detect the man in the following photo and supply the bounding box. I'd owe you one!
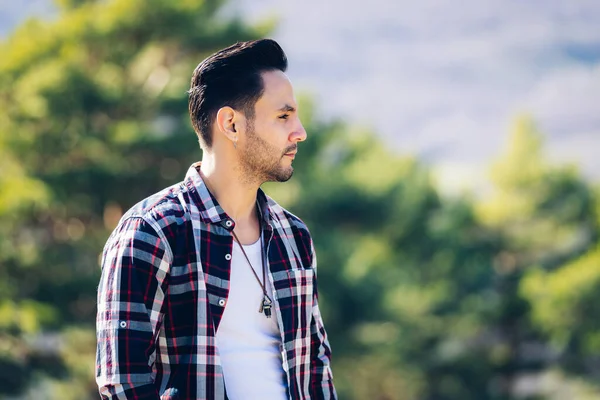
[96,39,337,400]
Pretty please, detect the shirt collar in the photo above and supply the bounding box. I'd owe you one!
[183,162,273,229]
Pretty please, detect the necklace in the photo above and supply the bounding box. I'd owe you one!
[230,208,273,319]
[197,169,273,318]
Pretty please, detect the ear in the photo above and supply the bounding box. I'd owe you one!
[215,106,242,145]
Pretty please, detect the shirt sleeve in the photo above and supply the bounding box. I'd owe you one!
[308,238,338,400]
[96,216,171,400]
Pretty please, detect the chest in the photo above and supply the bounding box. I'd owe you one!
[164,220,315,336]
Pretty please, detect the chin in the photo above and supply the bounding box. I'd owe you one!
[268,167,294,183]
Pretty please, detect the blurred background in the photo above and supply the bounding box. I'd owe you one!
[1,0,599,399]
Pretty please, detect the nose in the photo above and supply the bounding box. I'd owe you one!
[291,117,307,143]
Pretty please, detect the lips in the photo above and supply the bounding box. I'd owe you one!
[284,147,297,158]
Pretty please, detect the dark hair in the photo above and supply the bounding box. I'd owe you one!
[188,39,288,148]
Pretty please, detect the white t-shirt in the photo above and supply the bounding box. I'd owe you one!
[215,237,288,400]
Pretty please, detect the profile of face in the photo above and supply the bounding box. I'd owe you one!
[238,70,307,184]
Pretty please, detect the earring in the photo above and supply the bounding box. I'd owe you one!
[233,137,237,149]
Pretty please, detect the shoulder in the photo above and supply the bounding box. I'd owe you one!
[266,195,311,237]
[102,184,189,271]
[117,181,190,242]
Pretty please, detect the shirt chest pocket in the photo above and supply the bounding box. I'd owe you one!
[286,268,314,301]
[273,268,315,332]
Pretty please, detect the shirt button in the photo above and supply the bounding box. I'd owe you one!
[225,220,233,228]
[218,299,226,306]
[119,321,127,328]
[225,253,232,261]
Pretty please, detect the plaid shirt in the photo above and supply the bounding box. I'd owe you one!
[96,163,336,400]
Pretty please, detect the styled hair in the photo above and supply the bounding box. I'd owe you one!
[188,39,288,148]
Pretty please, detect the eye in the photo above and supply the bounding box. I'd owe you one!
[278,114,289,120]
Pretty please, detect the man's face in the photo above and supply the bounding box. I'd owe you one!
[238,70,306,184]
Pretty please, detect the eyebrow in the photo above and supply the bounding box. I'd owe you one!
[277,104,296,113]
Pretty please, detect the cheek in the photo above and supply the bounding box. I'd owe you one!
[258,121,288,146]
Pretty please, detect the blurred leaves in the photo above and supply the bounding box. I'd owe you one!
[522,245,600,355]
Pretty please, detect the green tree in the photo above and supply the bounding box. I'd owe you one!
[477,116,600,398]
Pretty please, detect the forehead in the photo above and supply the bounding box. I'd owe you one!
[255,70,296,111]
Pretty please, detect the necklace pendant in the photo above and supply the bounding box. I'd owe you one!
[260,297,272,318]
[263,302,272,318]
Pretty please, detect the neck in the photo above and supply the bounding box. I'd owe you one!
[199,154,261,225]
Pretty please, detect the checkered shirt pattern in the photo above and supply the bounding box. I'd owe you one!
[96,163,337,400]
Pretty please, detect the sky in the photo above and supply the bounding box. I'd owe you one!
[3,0,600,193]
